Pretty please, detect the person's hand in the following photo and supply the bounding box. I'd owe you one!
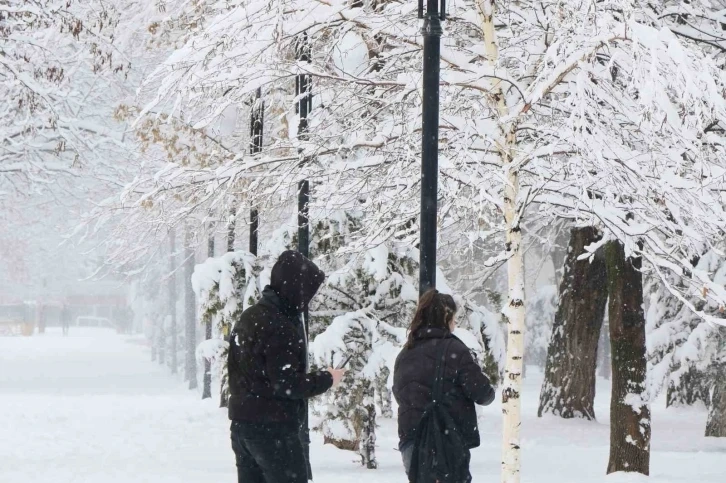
[326,368,347,388]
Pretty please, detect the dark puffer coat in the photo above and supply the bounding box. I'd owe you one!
[393,328,496,449]
[227,250,333,430]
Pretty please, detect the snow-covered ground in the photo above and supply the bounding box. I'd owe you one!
[1,329,724,483]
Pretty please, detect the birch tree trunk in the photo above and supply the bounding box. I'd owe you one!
[479,2,524,481]
[538,227,607,420]
[500,168,526,483]
[605,241,650,475]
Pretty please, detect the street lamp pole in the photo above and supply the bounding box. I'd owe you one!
[295,31,314,482]
[249,87,263,256]
[296,33,312,262]
[419,0,445,295]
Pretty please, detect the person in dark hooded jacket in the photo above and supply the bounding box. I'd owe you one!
[227,250,346,483]
[393,290,496,482]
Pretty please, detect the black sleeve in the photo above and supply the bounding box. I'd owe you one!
[455,345,496,406]
[263,326,333,400]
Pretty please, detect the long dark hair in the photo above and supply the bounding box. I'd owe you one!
[404,289,457,349]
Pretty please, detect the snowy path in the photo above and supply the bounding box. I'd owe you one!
[1,329,724,483]
[0,329,232,483]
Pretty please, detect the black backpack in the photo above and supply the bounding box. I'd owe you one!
[409,339,469,483]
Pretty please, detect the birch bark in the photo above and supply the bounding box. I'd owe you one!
[479,2,525,482]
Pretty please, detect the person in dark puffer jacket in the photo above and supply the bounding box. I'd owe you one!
[227,250,346,483]
[393,289,496,482]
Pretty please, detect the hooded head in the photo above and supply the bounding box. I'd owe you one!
[269,250,326,313]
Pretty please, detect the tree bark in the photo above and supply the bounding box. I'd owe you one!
[479,1,523,481]
[169,229,178,374]
[360,382,378,469]
[500,155,525,483]
[538,227,607,420]
[550,227,570,289]
[605,241,650,476]
[706,362,726,437]
[185,230,198,390]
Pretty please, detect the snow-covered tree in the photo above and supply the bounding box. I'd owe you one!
[647,249,726,437]
[312,225,505,466]
[130,0,726,479]
[470,1,726,477]
[539,227,608,420]
[192,250,259,403]
[0,1,134,201]
[313,311,403,469]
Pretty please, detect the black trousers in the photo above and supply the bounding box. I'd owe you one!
[400,441,473,483]
[231,421,308,483]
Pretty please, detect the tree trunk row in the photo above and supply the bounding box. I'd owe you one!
[149,228,198,389]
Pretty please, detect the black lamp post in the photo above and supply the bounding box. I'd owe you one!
[249,87,263,256]
[295,31,314,482]
[418,0,445,295]
[296,33,312,262]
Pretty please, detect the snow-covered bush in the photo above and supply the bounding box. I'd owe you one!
[309,236,417,466]
[313,311,404,468]
[192,251,259,402]
[646,251,726,434]
[455,297,506,387]
[312,235,506,464]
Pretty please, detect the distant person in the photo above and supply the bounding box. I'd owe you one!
[123,307,134,334]
[37,305,46,334]
[227,250,346,483]
[61,305,70,336]
[393,290,496,483]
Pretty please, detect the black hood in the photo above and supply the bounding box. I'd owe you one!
[269,250,325,313]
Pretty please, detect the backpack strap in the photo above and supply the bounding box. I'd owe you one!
[432,338,453,404]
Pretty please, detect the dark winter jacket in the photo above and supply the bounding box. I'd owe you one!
[227,250,333,429]
[393,328,496,449]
